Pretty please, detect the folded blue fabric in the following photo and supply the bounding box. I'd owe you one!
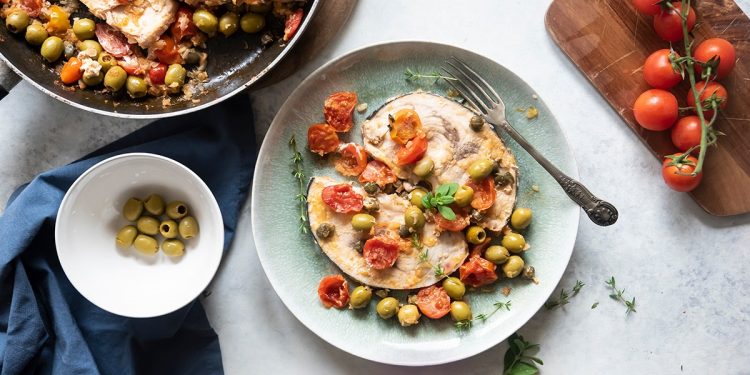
[0,94,256,375]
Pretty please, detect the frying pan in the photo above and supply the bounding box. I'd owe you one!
[0,0,319,119]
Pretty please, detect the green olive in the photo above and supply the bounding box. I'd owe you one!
[502,255,525,278]
[218,12,239,37]
[450,301,472,322]
[501,232,526,254]
[166,201,188,220]
[484,245,510,264]
[349,286,372,309]
[82,71,103,86]
[469,115,485,131]
[104,66,127,91]
[351,213,376,231]
[40,36,64,62]
[413,157,434,178]
[511,207,533,230]
[25,23,48,45]
[363,197,379,213]
[133,234,158,255]
[363,182,379,195]
[97,52,115,72]
[164,64,187,92]
[467,158,495,181]
[122,197,143,221]
[6,10,29,34]
[115,225,137,249]
[248,3,272,13]
[453,185,474,208]
[72,18,96,40]
[315,223,334,239]
[161,239,185,257]
[404,206,425,230]
[397,304,420,326]
[465,226,486,245]
[442,277,466,300]
[409,188,428,209]
[143,194,165,216]
[376,297,399,319]
[240,12,265,33]
[193,9,218,35]
[179,216,199,239]
[136,216,160,236]
[159,219,178,239]
[77,40,102,56]
[126,76,148,98]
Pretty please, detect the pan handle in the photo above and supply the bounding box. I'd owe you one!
[0,60,21,100]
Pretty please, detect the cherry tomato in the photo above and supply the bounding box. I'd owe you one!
[363,236,400,270]
[46,5,70,36]
[283,8,304,42]
[433,209,470,232]
[671,116,702,152]
[415,285,451,319]
[395,133,428,166]
[686,81,728,119]
[323,91,357,132]
[171,7,199,42]
[18,0,42,17]
[60,57,83,85]
[118,56,144,75]
[633,89,679,131]
[389,109,423,145]
[153,35,183,65]
[662,154,703,192]
[148,63,168,85]
[334,143,368,177]
[643,49,682,89]
[318,275,349,309]
[307,123,340,156]
[653,2,695,42]
[95,23,132,58]
[358,160,397,187]
[694,38,736,80]
[321,184,363,213]
[632,0,662,15]
[466,177,496,211]
[459,256,497,288]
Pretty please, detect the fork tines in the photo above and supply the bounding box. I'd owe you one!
[441,56,504,115]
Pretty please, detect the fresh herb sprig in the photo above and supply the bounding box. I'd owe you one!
[404,67,457,84]
[412,234,443,278]
[422,183,459,221]
[544,280,585,310]
[606,277,636,315]
[454,300,512,333]
[503,333,543,375]
[289,136,308,234]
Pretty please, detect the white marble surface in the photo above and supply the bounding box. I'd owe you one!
[2,0,750,373]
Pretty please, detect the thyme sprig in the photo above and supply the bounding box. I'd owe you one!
[412,234,443,277]
[454,300,512,333]
[289,136,308,234]
[544,280,585,310]
[503,333,543,375]
[404,67,457,84]
[606,277,637,315]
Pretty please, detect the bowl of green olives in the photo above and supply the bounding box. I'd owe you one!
[55,153,224,318]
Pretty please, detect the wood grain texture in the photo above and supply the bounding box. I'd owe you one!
[546,0,750,216]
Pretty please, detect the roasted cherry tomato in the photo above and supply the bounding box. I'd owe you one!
[318,275,349,309]
[46,5,70,36]
[415,285,451,319]
[363,236,400,270]
[694,38,736,80]
[321,184,363,213]
[466,177,496,211]
[643,49,682,89]
[171,7,199,42]
[389,109,423,145]
[323,91,357,132]
[686,81,728,119]
[153,35,183,65]
[459,256,498,288]
[358,160,397,187]
[662,153,703,192]
[307,123,340,156]
[283,8,304,42]
[632,0,662,15]
[633,89,678,131]
[60,57,83,84]
[118,55,143,75]
[433,209,470,232]
[334,143,368,177]
[18,0,42,17]
[653,2,695,42]
[148,63,168,85]
[95,23,132,58]
[396,133,428,166]
[671,116,702,152]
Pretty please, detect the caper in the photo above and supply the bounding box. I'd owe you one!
[136,216,160,236]
[450,301,472,322]
[193,9,218,35]
[143,194,165,216]
[511,207,532,230]
[467,158,495,181]
[469,115,485,131]
[126,76,148,98]
[63,42,76,59]
[363,182,379,195]
[82,71,103,86]
[398,225,411,238]
[240,12,265,34]
[484,245,510,264]
[404,206,425,230]
[502,255,525,278]
[97,52,115,72]
[164,64,186,93]
[376,297,399,319]
[40,36,64,62]
[6,10,29,34]
[453,185,474,207]
[165,200,188,220]
[351,213,376,231]
[495,171,515,187]
[122,197,143,221]
[115,225,137,249]
[160,219,178,239]
[363,197,380,213]
[161,239,185,257]
[349,286,372,309]
[77,39,102,56]
[409,188,428,209]
[353,240,364,253]
[522,265,536,280]
[465,226,486,245]
[104,66,127,91]
[442,277,466,300]
[179,216,199,239]
[184,50,201,65]
[315,223,335,239]
[72,18,96,40]
[397,304,420,326]
[413,157,434,178]
[133,234,158,255]
[218,12,239,37]
[25,23,48,45]
[470,209,484,223]
[501,232,526,254]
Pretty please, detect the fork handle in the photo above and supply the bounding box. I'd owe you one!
[497,121,618,226]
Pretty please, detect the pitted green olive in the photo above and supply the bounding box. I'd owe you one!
[413,157,434,178]
[122,197,143,221]
[178,216,199,239]
[160,219,178,238]
[409,188,428,209]
[453,185,474,207]
[468,158,494,181]
[133,234,158,255]
[442,277,466,300]
[511,207,532,230]
[166,201,188,220]
[115,225,137,249]
[501,232,526,254]
[465,226,486,244]
[502,255,525,278]
[484,245,510,264]
[404,206,425,229]
[397,304,420,326]
[349,286,372,309]
[136,216,160,235]
[161,239,185,257]
[351,214,376,231]
[72,18,96,40]
[376,297,399,319]
[6,10,29,34]
[450,301,472,322]
[143,194,165,216]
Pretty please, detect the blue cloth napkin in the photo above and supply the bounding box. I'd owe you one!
[0,94,256,375]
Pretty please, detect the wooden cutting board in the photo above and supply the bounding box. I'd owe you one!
[546,0,750,216]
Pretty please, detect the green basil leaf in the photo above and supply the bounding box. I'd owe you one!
[445,182,459,196]
[441,196,455,205]
[508,362,539,375]
[438,205,456,221]
[422,194,433,209]
[503,351,516,371]
[436,183,450,196]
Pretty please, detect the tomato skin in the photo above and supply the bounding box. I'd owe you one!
[318,275,349,309]
[358,160,397,187]
[323,91,357,132]
[334,143,368,177]
[633,89,679,131]
[283,8,304,42]
[643,49,682,89]
[459,256,497,288]
[153,35,183,65]
[171,7,199,42]
[321,184,363,213]
[694,38,736,80]
[60,57,83,85]
[466,177,496,211]
[390,109,423,145]
[433,209,470,232]
[632,0,661,15]
[671,116,702,152]
[148,63,168,85]
[653,3,695,42]
[395,133,428,166]
[363,236,400,270]
[415,285,451,319]
[307,124,340,156]
[662,154,703,192]
[686,81,728,119]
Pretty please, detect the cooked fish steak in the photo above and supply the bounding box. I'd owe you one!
[80,0,178,48]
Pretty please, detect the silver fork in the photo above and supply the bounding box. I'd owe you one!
[442,57,618,226]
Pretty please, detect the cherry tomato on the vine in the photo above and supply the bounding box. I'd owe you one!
[632,0,662,15]
[686,81,728,119]
[633,89,679,131]
[662,154,703,192]
[653,2,695,42]
[643,49,683,89]
[670,116,702,152]
[694,38,736,80]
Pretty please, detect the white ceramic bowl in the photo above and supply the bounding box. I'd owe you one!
[56,153,224,318]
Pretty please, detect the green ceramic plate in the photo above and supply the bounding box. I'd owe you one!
[252,41,580,366]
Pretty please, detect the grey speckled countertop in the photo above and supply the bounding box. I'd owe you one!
[2,1,750,373]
